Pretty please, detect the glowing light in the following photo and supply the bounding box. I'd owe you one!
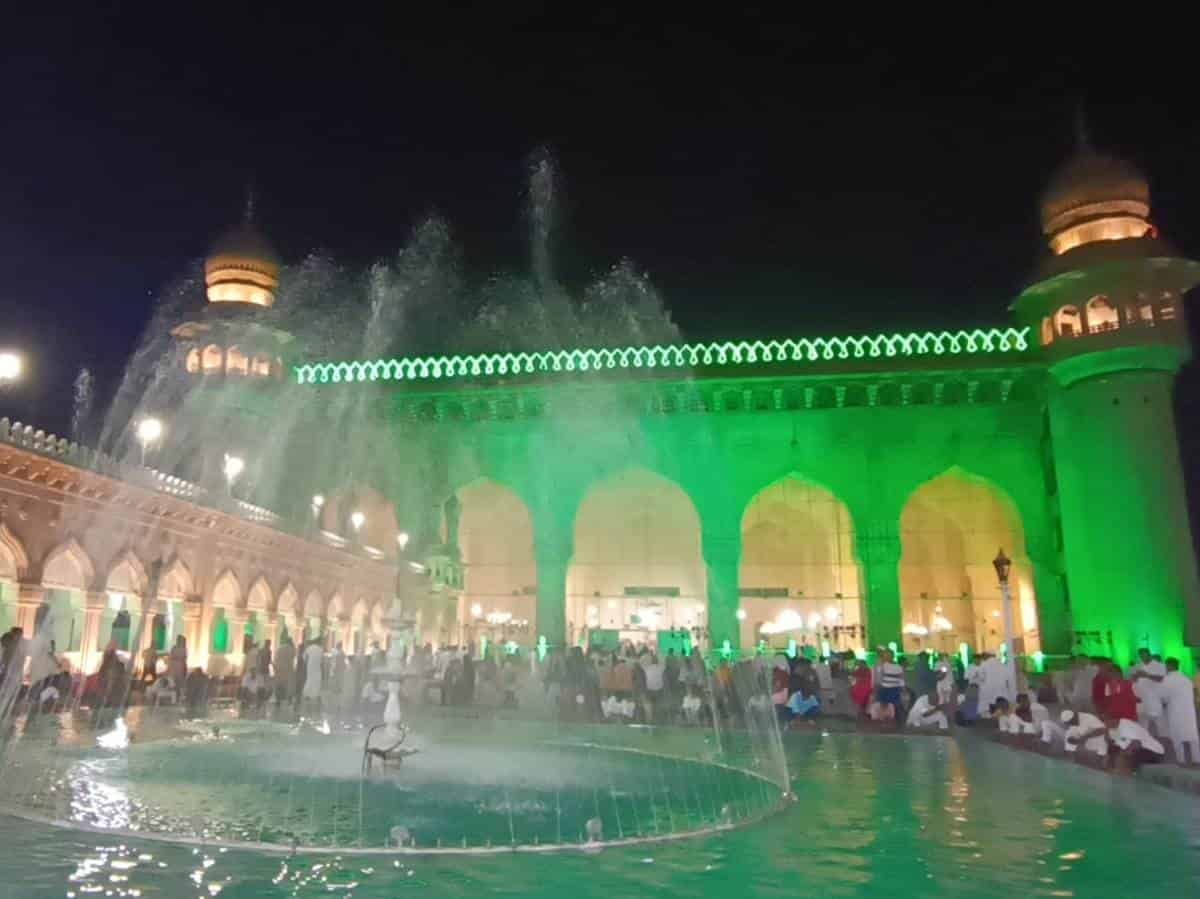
[820,639,831,658]
[470,603,483,618]
[824,606,840,622]
[293,327,1032,386]
[903,621,929,636]
[759,609,806,635]
[408,561,426,573]
[719,639,733,660]
[350,510,366,531]
[136,417,163,444]
[97,717,129,749]
[396,531,410,550]
[1033,650,1046,673]
[312,494,325,509]
[537,635,548,661]
[222,454,244,484]
[736,608,747,621]
[807,612,822,630]
[485,610,512,625]
[0,351,22,382]
[931,604,953,633]
[959,642,971,670]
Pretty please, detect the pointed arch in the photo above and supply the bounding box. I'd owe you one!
[41,538,95,590]
[898,466,1038,654]
[301,590,324,618]
[158,556,194,599]
[105,550,149,596]
[326,592,346,620]
[454,477,536,636]
[246,575,273,611]
[210,568,242,609]
[277,582,299,614]
[0,522,30,581]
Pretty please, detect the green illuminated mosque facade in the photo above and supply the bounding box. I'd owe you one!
[179,146,1200,669]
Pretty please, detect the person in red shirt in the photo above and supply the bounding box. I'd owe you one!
[1104,665,1139,722]
[1091,658,1112,714]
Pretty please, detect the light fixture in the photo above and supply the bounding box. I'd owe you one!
[135,417,164,466]
[396,531,410,550]
[312,494,325,509]
[992,548,1012,585]
[736,608,747,621]
[470,603,483,618]
[350,510,365,531]
[222,454,245,485]
[824,605,840,622]
[0,351,22,384]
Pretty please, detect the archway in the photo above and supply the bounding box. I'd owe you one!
[154,558,193,652]
[454,479,536,651]
[0,524,28,634]
[277,583,299,646]
[1086,295,1120,333]
[899,470,1039,654]
[103,553,147,655]
[40,540,93,670]
[568,468,704,652]
[326,594,345,650]
[350,598,370,655]
[301,591,324,643]
[206,570,241,673]
[740,476,862,652]
[245,577,273,646]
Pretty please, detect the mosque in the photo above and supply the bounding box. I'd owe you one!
[167,141,1200,670]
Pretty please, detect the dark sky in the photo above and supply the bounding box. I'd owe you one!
[3,15,1200,439]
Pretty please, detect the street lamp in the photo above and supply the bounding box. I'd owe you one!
[396,531,410,551]
[350,510,365,532]
[0,352,21,385]
[136,417,163,467]
[992,547,1017,691]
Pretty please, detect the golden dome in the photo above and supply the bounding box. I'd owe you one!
[204,220,281,307]
[1040,149,1152,255]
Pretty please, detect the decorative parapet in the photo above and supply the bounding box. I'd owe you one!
[0,417,279,527]
[294,327,1033,386]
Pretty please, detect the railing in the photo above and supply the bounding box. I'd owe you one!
[0,417,279,527]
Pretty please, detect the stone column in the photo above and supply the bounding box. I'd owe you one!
[182,594,204,659]
[15,582,44,636]
[534,540,570,651]
[856,523,903,650]
[225,608,249,674]
[1027,535,1071,654]
[264,611,280,649]
[702,526,741,653]
[81,590,108,674]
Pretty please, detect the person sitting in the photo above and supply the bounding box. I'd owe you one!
[785,687,821,722]
[906,691,949,731]
[1107,716,1166,773]
[681,687,703,725]
[145,673,178,706]
[1061,708,1109,765]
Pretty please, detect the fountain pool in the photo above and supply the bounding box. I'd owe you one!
[0,728,1196,897]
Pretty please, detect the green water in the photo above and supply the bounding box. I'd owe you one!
[0,733,1196,897]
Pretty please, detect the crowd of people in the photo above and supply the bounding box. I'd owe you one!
[3,621,1199,776]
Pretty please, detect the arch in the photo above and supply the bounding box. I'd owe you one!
[301,590,324,618]
[740,474,861,650]
[225,345,248,376]
[370,599,388,639]
[1039,316,1054,347]
[158,557,194,600]
[104,550,149,596]
[0,522,30,581]
[277,582,299,614]
[246,575,272,611]
[1054,305,1081,338]
[210,569,242,609]
[185,347,201,373]
[1086,295,1119,333]
[326,592,346,620]
[201,344,223,373]
[454,478,536,645]
[568,467,704,645]
[251,354,272,377]
[41,538,95,590]
[898,468,1038,654]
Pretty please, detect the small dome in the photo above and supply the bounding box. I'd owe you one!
[204,220,281,307]
[1040,149,1152,255]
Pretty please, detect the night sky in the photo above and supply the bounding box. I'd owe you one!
[3,15,1200,458]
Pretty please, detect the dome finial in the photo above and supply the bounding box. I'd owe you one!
[243,181,257,225]
[1074,101,1091,152]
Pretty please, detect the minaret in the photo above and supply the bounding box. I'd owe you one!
[1014,138,1200,669]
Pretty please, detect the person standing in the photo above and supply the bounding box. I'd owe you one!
[976,652,1013,718]
[1131,648,1166,734]
[1103,665,1139,723]
[1161,658,1199,766]
[876,649,906,723]
[169,635,188,686]
[274,636,295,706]
[302,639,324,713]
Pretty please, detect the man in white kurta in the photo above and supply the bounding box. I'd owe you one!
[1161,658,1199,766]
[977,654,1013,718]
[1061,709,1108,758]
[1131,649,1166,734]
[302,641,325,705]
[906,692,948,731]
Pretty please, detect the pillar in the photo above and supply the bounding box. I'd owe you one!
[15,582,44,636]
[856,523,902,650]
[1026,534,1071,654]
[182,594,203,657]
[225,608,249,672]
[701,524,741,653]
[81,590,108,674]
[534,538,570,650]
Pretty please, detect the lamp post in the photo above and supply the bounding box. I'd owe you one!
[223,453,244,498]
[136,417,163,467]
[992,548,1017,690]
[350,510,366,538]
